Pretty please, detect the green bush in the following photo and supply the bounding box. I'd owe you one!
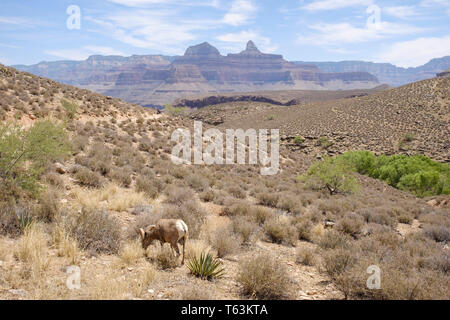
[318,136,333,149]
[0,120,70,196]
[293,135,304,145]
[300,156,360,195]
[61,99,78,120]
[340,151,449,197]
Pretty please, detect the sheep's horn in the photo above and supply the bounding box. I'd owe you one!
[138,228,145,240]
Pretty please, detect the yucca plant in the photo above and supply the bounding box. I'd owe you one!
[187,251,225,280]
[16,206,33,231]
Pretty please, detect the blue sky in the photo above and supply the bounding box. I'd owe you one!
[0,0,449,67]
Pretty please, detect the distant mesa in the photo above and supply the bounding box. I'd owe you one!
[13,40,382,106]
[184,42,222,58]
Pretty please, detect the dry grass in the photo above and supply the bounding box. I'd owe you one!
[71,183,149,212]
[14,223,50,278]
[146,243,180,270]
[185,239,215,260]
[51,222,80,264]
[119,239,145,266]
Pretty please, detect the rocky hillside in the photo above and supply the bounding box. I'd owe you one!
[0,65,448,301]
[14,41,379,107]
[296,56,450,87]
[190,76,450,163]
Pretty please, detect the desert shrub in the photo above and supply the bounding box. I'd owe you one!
[318,230,351,250]
[295,219,313,241]
[296,247,316,266]
[318,136,333,149]
[74,168,104,188]
[42,171,65,189]
[187,252,225,280]
[425,251,450,273]
[186,174,209,192]
[67,207,121,254]
[164,185,195,206]
[263,216,298,246]
[135,177,157,198]
[0,203,30,237]
[357,208,397,227]
[108,167,132,187]
[237,253,291,299]
[199,189,215,202]
[257,192,280,207]
[277,194,302,214]
[138,138,152,153]
[223,200,252,217]
[61,98,78,120]
[227,185,246,199]
[423,225,450,243]
[321,247,357,277]
[398,214,413,224]
[293,135,304,145]
[208,226,240,258]
[336,214,364,239]
[300,156,360,195]
[0,120,70,196]
[252,206,275,225]
[232,216,259,244]
[35,188,60,222]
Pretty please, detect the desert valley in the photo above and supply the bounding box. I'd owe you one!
[0,0,449,303]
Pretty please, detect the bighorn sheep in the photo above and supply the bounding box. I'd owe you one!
[138,219,188,264]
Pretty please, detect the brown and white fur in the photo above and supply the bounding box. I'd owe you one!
[138,219,188,264]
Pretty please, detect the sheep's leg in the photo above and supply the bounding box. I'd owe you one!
[171,242,180,258]
[182,237,186,265]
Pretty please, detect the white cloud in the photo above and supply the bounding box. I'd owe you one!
[222,0,257,26]
[303,0,373,11]
[384,6,418,19]
[85,9,213,55]
[420,0,450,13]
[108,0,221,8]
[44,46,126,60]
[298,22,425,45]
[216,30,277,53]
[376,35,450,67]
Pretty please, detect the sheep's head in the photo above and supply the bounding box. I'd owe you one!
[138,226,160,249]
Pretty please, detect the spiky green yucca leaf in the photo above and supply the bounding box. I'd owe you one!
[187,252,225,280]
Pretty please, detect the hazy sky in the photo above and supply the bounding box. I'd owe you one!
[0,0,449,67]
